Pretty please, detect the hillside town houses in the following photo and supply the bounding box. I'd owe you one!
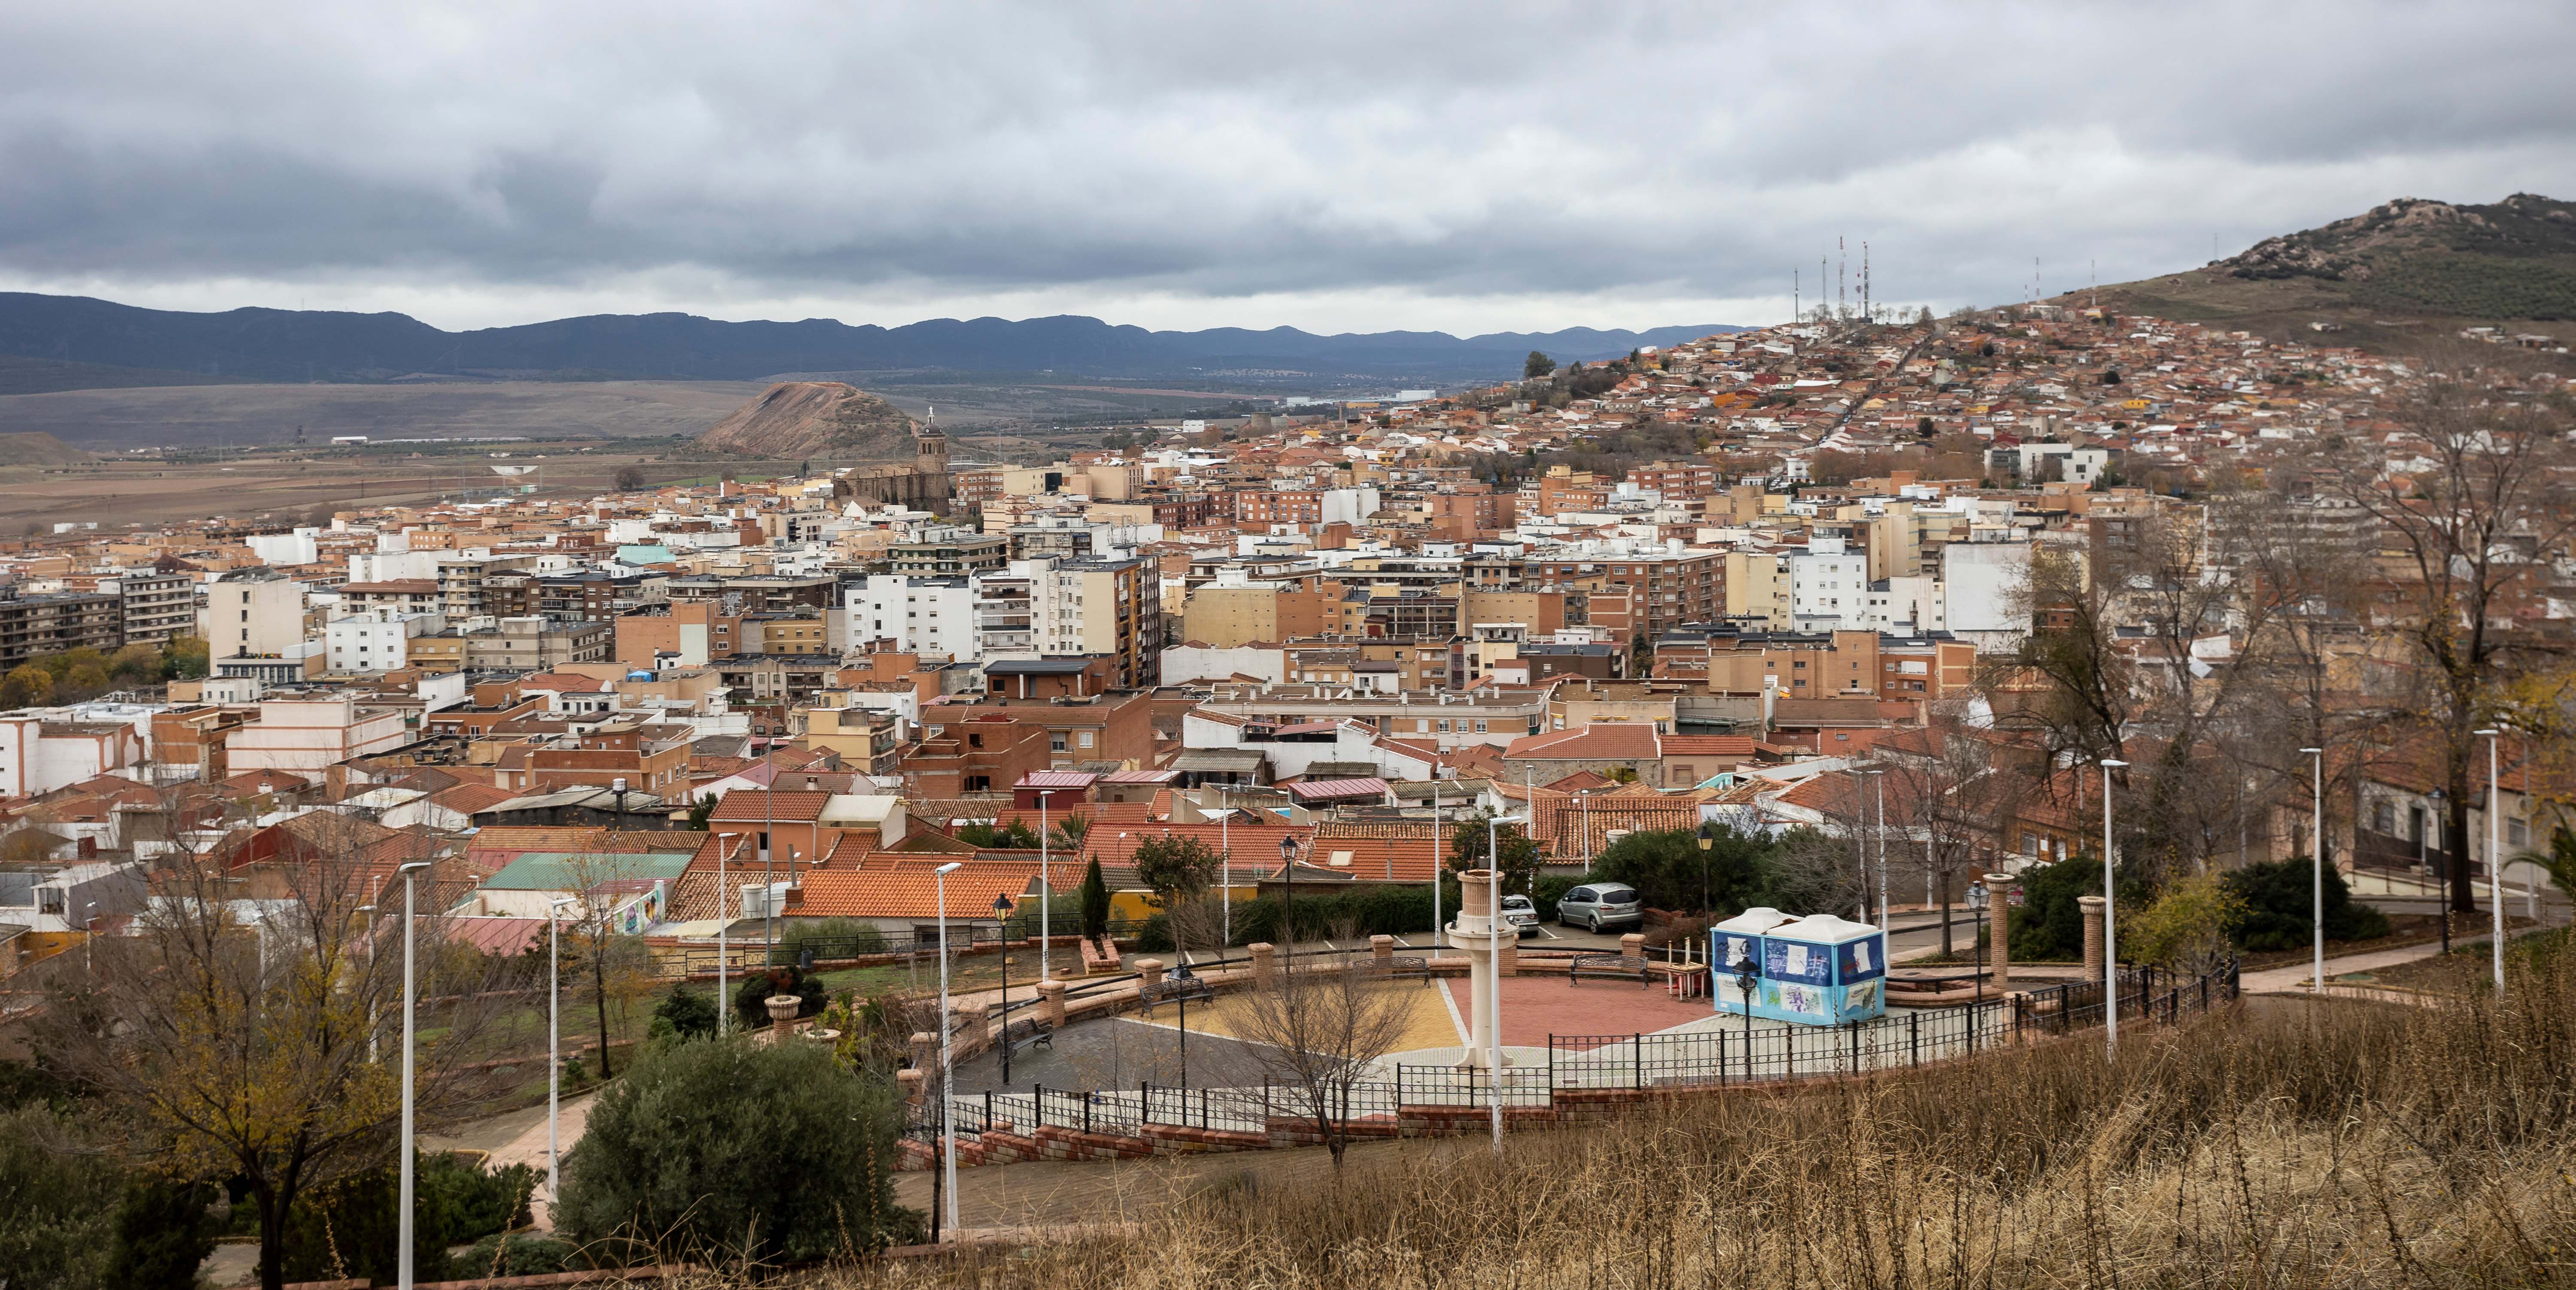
[1,305,2569,975]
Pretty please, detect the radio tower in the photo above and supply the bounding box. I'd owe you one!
[1793,268,1799,324]
[1862,242,1871,322]
[1838,237,1847,321]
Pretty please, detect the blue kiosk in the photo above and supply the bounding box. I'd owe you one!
[1711,908,1888,1025]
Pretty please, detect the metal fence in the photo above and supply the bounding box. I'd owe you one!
[648,914,1161,979]
[911,960,2241,1143]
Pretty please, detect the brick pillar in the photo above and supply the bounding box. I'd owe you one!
[1037,979,1067,1027]
[1247,942,1275,984]
[908,1029,935,1071]
[896,1067,925,1112]
[1984,873,2015,994]
[1619,932,1646,959]
[1498,935,1519,975]
[955,1003,988,1050]
[1370,934,1394,965]
[2077,895,2106,982]
[1136,958,1166,989]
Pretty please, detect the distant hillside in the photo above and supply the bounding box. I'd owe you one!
[0,353,261,397]
[694,382,917,459]
[0,431,98,466]
[2087,193,2576,348]
[0,291,1746,391]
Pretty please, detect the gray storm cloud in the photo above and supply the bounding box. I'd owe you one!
[1,0,2570,328]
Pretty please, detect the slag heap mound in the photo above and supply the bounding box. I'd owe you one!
[694,382,915,459]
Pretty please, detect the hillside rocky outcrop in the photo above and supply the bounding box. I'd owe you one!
[693,381,916,459]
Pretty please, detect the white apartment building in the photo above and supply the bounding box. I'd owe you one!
[325,610,446,674]
[246,528,322,567]
[846,575,981,662]
[1861,576,1947,633]
[199,570,307,658]
[1788,537,1868,630]
[226,695,410,785]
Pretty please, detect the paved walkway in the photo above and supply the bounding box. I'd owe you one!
[2239,942,2450,994]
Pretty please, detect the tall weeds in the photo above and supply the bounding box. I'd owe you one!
[787,949,2575,1288]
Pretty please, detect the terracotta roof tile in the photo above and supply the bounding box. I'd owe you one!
[708,790,831,822]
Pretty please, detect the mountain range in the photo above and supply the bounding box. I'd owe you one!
[0,292,1741,393]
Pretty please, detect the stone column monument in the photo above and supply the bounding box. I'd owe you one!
[1449,868,1512,1070]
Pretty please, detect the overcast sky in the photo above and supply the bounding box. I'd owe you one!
[2,1,2569,336]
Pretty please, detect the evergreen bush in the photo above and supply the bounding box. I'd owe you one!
[555,1035,914,1264]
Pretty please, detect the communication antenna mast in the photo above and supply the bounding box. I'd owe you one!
[1862,242,1871,322]
[1793,268,1800,324]
[1838,237,1847,321]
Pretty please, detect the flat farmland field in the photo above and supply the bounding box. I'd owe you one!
[0,379,772,452]
[0,446,720,528]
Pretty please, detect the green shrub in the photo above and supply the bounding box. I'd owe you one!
[456,1232,585,1278]
[423,1153,535,1244]
[1132,911,1173,953]
[2004,855,2151,962]
[0,1105,124,1290]
[651,986,719,1041]
[733,965,827,1029]
[556,1035,914,1264]
[280,1164,459,1286]
[1532,873,1579,922]
[767,917,891,966]
[2224,858,2391,952]
[1586,825,1776,916]
[106,1177,220,1290]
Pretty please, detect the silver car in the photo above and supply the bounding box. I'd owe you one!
[1499,893,1541,937]
[1557,883,1643,933]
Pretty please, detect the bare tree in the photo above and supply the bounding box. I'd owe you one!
[2313,376,2576,911]
[1227,955,1415,1169]
[30,820,518,1290]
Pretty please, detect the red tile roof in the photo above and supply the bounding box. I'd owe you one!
[796,858,1042,920]
[1505,723,1662,760]
[708,791,831,822]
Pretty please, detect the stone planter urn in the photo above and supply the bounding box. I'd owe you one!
[766,994,802,1029]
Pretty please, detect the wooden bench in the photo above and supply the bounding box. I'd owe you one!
[1569,953,1650,987]
[1137,975,1217,1017]
[1079,935,1122,976]
[998,1016,1054,1057]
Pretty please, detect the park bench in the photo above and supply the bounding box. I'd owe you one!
[999,1015,1054,1057]
[1376,955,1434,984]
[1080,935,1122,975]
[1569,953,1650,987]
[1138,974,1217,1017]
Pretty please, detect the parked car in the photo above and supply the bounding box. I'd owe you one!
[1498,893,1541,937]
[1557,883,1643,933]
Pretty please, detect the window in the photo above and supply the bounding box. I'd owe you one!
[2509,816,2528,847]
[1077,731,1095,748]
[1050,734,1068,752]
[2373,801,2394,834]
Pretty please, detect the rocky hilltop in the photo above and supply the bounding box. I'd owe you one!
[2215,193,2576,319]
[693,381,916,460]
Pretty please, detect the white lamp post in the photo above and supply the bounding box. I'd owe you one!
[395,858,434,1290]
[2300,748,2324,994]
[1035,789,1056,981]
[546,895,575,1218]
[932,860,964,1240]
[714,833,740,1036]
[1863,769,1886,924]
[2099,760,2127,1054]
[2477,728,2503,993]
[358,903,378,1064]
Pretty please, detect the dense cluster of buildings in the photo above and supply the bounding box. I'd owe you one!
[1,306,2567,974]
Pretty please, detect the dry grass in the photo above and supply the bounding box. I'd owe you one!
[768,943,2576,1290]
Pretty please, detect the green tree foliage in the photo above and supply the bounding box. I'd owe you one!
[2005,854,2144,961]
[955,819,1040,848]
[765,917,890,965]
[1523,350,1556,379]
[2224,858,2391,952]
[2525,826,2576,904]
[2123,873,2248,976]
[279,1164,463,1286]
[106,1178,221,1290]
[1078,857,1112,940]
[1446,813,1544,895]
[556,1037,912,1265]
[0,1105,123,1290]
[732,965,827,1030]
[1226,881,1455,945]
[685,793,718,830]
[650,986,720,1041]
[1132,834,1223,910]
[162,634,210,680]
[1584,825,1774,915]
